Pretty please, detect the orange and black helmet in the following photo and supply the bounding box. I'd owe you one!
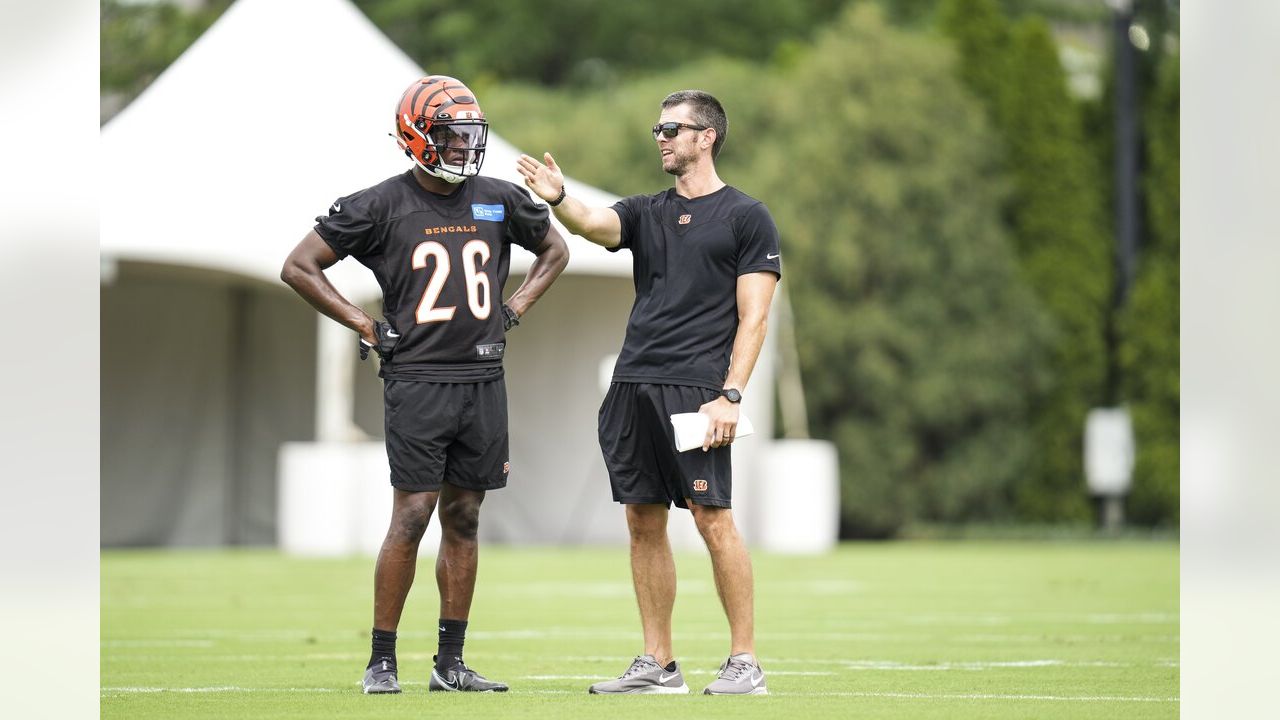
[394,76,488,183]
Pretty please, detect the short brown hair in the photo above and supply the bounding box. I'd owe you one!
[661,90,728,159]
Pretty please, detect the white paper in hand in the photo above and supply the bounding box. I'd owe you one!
[670,412,755,452]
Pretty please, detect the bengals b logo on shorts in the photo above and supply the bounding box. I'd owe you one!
[693,479,708,493]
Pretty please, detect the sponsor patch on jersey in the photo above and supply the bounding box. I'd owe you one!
[693,479,708,493]
[472,204,505,222]
[475,342,505,360]
[678,214,692,225]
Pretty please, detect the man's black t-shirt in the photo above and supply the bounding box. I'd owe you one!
[609,185,781,391]
[315,171,549,382]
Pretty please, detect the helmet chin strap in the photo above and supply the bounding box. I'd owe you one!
[427,165,469,184]
[414,156,471,184]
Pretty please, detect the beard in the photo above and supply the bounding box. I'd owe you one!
[662,147,694,176]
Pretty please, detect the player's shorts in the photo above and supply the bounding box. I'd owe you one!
[383,379,509,493]
[598,382,732,509]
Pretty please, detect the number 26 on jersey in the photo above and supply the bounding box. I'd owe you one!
[411,239,491,324]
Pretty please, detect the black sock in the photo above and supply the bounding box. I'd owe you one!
[664,661,677,672]
[368,628,397,670]
[436,618,468,670]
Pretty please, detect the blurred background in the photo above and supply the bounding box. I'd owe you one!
[99,0,1179,548]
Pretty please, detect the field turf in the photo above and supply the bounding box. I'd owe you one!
[102,541,1177,719]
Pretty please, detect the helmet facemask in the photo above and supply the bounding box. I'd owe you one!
[416,119,487,183]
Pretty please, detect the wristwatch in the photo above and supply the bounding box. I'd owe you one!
[720,388,742,403]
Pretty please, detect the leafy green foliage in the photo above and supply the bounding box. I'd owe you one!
[943,2,1113,523]
[756,5,1052,535]
[939,0,1012,108]
[101,1,232,101]
[353,0,845,87]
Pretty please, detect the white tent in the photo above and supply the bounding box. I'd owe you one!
[100,0,804,552]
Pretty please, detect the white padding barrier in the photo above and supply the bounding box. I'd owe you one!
[755,439,840,554]
[278,441,439,556]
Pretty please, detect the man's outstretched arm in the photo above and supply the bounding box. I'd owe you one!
[280,230,376,344]
[516,152,622,249]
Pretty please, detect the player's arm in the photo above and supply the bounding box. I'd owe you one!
[504,225,570,323]
[516,152,621,248]
[698,271,779,451]
[280,230,377,344]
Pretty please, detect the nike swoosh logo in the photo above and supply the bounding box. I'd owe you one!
[750,673,764,687]
[332,203,341,212]
[387,330,400,338]
[434,669,462,689]
[766,253,780,260]
[658,672,678,683]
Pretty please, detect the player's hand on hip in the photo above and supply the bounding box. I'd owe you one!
[501,303,521,331]
[698,397,740,452]
[359,320,400,361]
[516,152,565,203]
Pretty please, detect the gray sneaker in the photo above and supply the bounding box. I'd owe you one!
[703,653,767,695]
[362,659,401,694]
[588,654,689,694]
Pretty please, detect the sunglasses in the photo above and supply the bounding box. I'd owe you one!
[652,121,708,140]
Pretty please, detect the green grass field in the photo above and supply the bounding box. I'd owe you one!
[102,541,1178,719]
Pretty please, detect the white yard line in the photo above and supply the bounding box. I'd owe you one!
[773,691,1178,703]
[841,659,1129,671]
[101,651,1163,670]
[522,671,836,680]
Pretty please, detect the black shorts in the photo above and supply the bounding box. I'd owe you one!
[598,382,732,509]
[384,379,509,493]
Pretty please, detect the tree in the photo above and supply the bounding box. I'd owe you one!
[101,0,232,119]
[756,4,1052,535]
[353,0,844,87]
[943,2,1112,522]
[939,0,1013,113]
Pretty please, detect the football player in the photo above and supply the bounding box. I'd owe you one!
[282,75,569,694]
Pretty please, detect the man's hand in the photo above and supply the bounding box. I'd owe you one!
[698,396,740,452]
[501,303,521,331]
[516,152,565,204]
[359,320,400,361]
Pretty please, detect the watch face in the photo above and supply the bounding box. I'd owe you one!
[722,389,742,403]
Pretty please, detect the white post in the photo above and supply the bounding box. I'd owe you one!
[315,315,362,442]
[1084,407,1136,532]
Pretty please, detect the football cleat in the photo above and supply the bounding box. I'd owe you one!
[429,660,509,692]
[362,658,401,694]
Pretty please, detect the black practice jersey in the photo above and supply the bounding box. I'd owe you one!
[315,171,549,382]
[609,185,781,390]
